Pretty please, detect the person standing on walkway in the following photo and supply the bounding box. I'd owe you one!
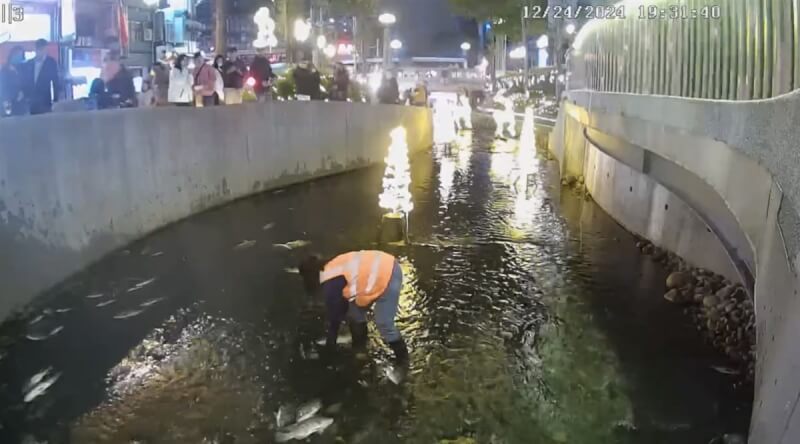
[212,55,225,105]
[331,63,350,101]
[192,52,216,107]
[249,49,275,101]
[168,54,193,107]
[221,47,244,105]
[1,46,27,116]
[298,251,409,365]
[25,39,60,115]
[103,51,137,108]
[151,60,170,106]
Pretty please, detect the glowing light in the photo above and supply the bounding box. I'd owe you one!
[246,77,256,87]
[460,42,471,51]
[70,66,102,99]
[324,44,336,58]
[390,39,403,50]
[316,35,327,49]
[432,95,458,146]
[536,35,549,49]
[143,0,158,5]
[253,7,277,49]
[565,23,577,35]
[378,13,397,25]
[368,70,383,93]
[509,46,526,60]
[378,126,414,215]
[492,89,517,139]
[0,13,51,42]
[337,43,354,55]
[294,18,311,42]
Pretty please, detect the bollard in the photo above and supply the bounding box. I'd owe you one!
[380,213,406,244]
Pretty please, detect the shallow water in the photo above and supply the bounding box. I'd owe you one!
[0,129,751,443]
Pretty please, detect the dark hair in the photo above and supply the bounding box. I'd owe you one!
[6,45,23,64]
[35,39,48,49]
[213,55,224,69]
[193,51,203,60]
[174,54,187,71]
[298,255,325,294]
[89,78,106,95]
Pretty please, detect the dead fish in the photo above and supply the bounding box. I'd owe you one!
[113,308,146,320]
[711,365,740,375]
[26,326,63,341]
[85,293,104,299]
[24,371,61,403]
[151,251,164,257]
[273,240,311,250]
[384,365,405,385]
[140,298,164,308]
[273,189,286,195]
[234,240,257,250]
[55,308,72,314]
[296,399,322,423]
[275,405,297,429]
[25,368,52,391]
[275,416,333,443]
[28,315,44,325]
[127,278,156,292]
[262,223,276,231]
[284,267,300,274]
[96,300,115,308]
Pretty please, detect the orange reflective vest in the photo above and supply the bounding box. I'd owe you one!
[321,251,396,307]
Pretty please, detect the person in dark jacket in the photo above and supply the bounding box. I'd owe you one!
[249,49,275,101]
[221,47,245,104]
[105,56,137,108]
[0,46,26,116]
[377,73,399,104]
[25,39,60,115]
[331,63,349,101]
[293,61,321,100]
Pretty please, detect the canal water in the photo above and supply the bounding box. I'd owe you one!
[0,129,751,443]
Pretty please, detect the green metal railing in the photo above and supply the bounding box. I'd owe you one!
[567,0,800,100]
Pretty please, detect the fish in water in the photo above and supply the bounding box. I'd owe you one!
[384,365,406,385]
[315,335,352,346]
[234,240,257,250]
[151,251,164,257]
[275,405,297,429]
[296,399,322,423]
[24,371,61,403]
[711,365,740,375]
[25,367,52,391]
[55,308,72,314]
[263,222,276,231]
[140,298,164,308]
[127,278,156,292]
[26,326,63,341]
[113,308,146,320]
[284,267,299,274]
[273,240,311,250]
[275,416,333,443]
[85,293,104,299]
[28,314,44,325]
[96,300,115,308]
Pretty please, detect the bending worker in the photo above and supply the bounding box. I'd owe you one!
[299,250,408,364]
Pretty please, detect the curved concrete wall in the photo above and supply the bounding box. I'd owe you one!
[549,89,800,443]
[0,102,433,320]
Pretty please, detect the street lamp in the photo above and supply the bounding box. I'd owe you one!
[379,12,397,70]
[390,39,403,50]
[460,42,471,51]
[294,18,311,42]
[378,13,397,25]
[565,23,577,35]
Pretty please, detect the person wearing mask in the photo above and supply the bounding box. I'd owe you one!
[103,52,137,108]
[298,251,409,365]
[25,39,60,115]
[168,54,193,107]
[212,55,225,105]
[0,46,27,116]
[151,60,170,106]
[221,47,244,105]
[249,48,275,101]
[192,52,216,107]
[331,63,349,101]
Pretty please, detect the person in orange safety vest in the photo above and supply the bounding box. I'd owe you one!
[299,250,408,364]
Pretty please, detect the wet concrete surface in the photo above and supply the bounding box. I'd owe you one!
[0,129,751,443]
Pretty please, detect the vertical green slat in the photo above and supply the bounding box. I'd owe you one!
[762,0,773,97]
[794,0,800,89]
[701,12,711,98]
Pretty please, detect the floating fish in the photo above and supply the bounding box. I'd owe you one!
[26,326,63,341]
[384,365,405,385]
[28,315,44,325]
[262,223,276,231]
[275,416,333,443]
[284,267,300,274]
[273,240,311,250]
[113,308,146,320]
[25,368,52,391]
[151,251,164,257]
[55,308,72,314]
[140,298,164,308]
[273,189,286,195]
[24,371,61,403]
[85,293,104,299]
[275,405,297,429]
[127,278,156,293]
[234,240,257,250]
[711,365,740,375]
[295,399,322,423]
[96,300,115,308]
[314,335,352,346]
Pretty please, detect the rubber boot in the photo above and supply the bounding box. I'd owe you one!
[388,338,409,365]
[349,322,369,352]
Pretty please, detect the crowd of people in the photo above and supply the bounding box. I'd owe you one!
[0,39,62,116]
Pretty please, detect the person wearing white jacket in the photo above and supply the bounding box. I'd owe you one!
[168,54,193,106]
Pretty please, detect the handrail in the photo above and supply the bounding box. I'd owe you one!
[567,0,799,100]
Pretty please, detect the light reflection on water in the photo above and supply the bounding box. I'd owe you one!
[0,128,750,443]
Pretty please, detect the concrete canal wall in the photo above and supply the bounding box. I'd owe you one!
[544,90,800,443]
[0,102,433,321]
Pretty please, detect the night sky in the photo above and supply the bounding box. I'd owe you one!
[388,0,476,57]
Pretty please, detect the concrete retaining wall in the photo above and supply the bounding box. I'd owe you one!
[0,102,433,320]
[547,89,800,443]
